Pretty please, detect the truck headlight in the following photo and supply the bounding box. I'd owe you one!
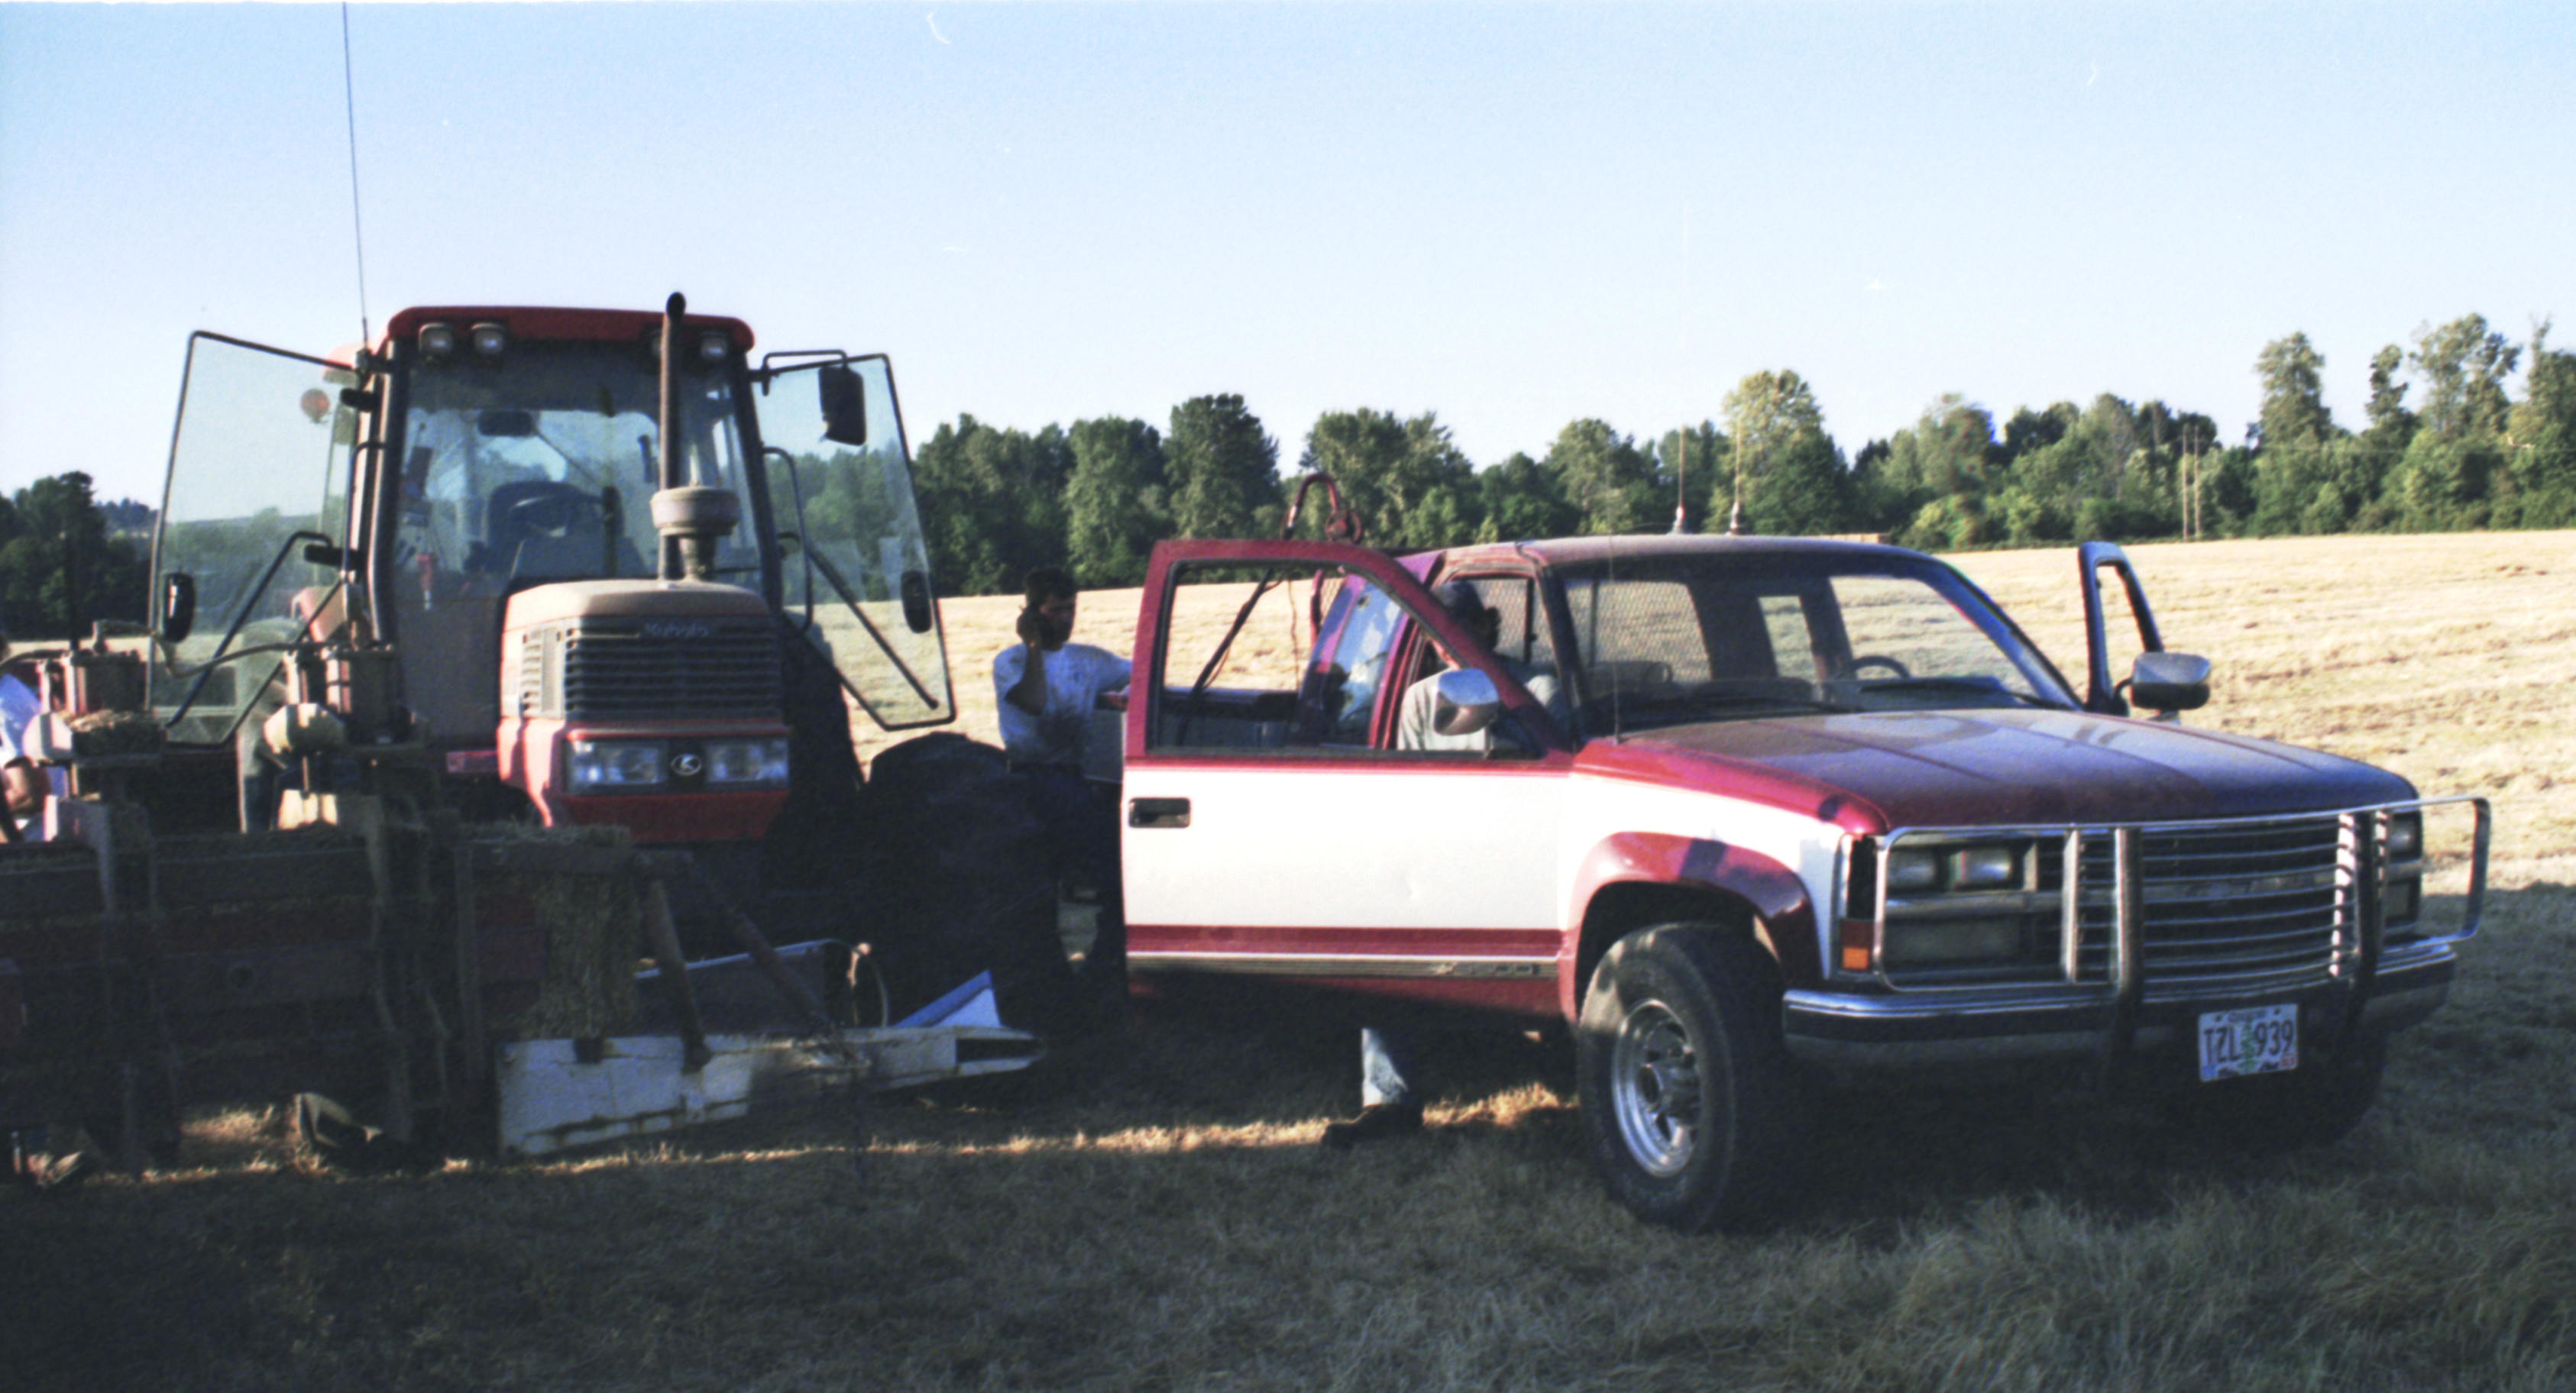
[570,739,668,791]
[2385,811,2422,859]
[704,737,789,790]
[1950,845,2021,888]
[1883,918,2027,968]
[1887,850,1941,891]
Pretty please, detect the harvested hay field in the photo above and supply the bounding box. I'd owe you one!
[8,532,2575,1392]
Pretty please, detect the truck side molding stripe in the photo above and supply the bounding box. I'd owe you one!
[1128,951,1558,981]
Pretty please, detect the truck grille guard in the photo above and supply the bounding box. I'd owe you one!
[1850,797,2490,1007]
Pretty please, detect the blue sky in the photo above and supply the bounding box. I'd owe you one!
[2,2,2568,507]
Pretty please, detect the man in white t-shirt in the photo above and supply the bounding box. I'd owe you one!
[993,567,1131,988]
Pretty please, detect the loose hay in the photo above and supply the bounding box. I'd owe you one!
[461,822,641,1039]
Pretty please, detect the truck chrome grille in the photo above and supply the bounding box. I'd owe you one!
[524,619,782,719]
[2060,817,2351,996]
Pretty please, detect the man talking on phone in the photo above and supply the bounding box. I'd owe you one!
[993,567,1131,986]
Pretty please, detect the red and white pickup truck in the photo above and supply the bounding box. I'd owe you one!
[1100,526,2487,1231]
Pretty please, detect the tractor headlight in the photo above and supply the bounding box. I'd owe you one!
[704,738,790,790]
[569,739,668,791]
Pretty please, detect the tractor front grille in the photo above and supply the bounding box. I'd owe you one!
[519,618,782,719]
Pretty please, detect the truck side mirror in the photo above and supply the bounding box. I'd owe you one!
[899,569,935,634]
[819,366,868,447]
[2128,651,2211,713]
[1432,667,1501,737]
[160,571,196,645]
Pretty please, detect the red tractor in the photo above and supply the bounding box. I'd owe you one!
[1,296,1050,1175]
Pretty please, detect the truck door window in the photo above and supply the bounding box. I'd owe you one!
[1148,561,1327,751]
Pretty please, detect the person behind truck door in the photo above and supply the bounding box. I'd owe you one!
[1328,582,1558,1149]
[994,566,1131,987]
[1395,581,1559,752]
[2,616,54,842]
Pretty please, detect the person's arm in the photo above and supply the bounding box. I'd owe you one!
[1004,608,1050,717]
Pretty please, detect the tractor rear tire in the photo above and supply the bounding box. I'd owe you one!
[855,733,1077,1031]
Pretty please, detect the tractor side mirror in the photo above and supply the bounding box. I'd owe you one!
[160,572,196,645]
[899,569,935,634]
[819,366,868,448]
[2129,651,2212,713]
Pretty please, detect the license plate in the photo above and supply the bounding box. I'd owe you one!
[2199,1004,2299,1081]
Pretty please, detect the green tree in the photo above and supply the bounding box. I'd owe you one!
[1165,395,1282,541]
[1723,370,1850,536]
[909,415,1073,596]
[1542,419,1660,535]
[1299,409,1481,550]
[1873,396,1998,538]
[2506,322,2576,528]
[1062,417,1168,587]
[0,472,148,640]
[1474,452,1579,542]
[2410,314,2519,444]
[2255,333,2335,450]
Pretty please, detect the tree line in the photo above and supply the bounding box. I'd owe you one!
[913,310,2576,594]
[11,310,2570,617]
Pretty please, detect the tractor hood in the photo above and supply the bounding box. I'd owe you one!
[1576,708,2415,833]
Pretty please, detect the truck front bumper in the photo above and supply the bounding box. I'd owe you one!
[1780,941,2457,1078]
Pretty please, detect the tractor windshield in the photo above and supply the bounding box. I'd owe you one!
[394,339,752,592]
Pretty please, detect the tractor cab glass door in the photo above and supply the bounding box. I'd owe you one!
[752,353,954,729]
[148,333,351,748]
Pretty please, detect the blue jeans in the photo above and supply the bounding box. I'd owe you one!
[1017,765,1123,975]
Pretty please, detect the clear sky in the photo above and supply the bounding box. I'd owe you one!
[2,2,2568,507]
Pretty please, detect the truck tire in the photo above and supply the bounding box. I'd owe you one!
[2166,1030,2386,1155]
[855,733,1076,1029]
[1576,924,1807,1233]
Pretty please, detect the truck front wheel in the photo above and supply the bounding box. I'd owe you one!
[1576,924,1807,1233]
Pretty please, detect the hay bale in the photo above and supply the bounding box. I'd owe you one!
[66,709,167,758]
[461,823,639,1039]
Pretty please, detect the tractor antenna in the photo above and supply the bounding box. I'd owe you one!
[339,2,372,348]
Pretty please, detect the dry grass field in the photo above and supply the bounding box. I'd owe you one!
[8,532,2574,1392]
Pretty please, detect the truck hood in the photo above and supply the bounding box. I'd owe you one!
[1577,708,2414,832]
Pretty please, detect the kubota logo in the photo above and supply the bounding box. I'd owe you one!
[671,752,704,778]
[642,619,715,640]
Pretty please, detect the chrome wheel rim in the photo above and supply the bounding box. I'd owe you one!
[1610,997,1700,1177]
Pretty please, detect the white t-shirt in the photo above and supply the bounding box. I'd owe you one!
[992,642,1131,768]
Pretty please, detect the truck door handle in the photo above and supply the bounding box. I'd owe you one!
[1129,797,1191,829]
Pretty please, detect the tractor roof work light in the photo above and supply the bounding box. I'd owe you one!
[697,331,731,367]
[470,322,510,357]
[417,322,457,360]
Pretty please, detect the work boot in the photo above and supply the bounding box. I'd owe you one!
[1320,1101,1425,1150]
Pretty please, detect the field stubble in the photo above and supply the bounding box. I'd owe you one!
[7,533,2574,1391]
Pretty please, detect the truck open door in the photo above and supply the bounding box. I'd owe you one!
[148,333,354,750]
[750,353,954,730]
[2077,541,2210,719]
